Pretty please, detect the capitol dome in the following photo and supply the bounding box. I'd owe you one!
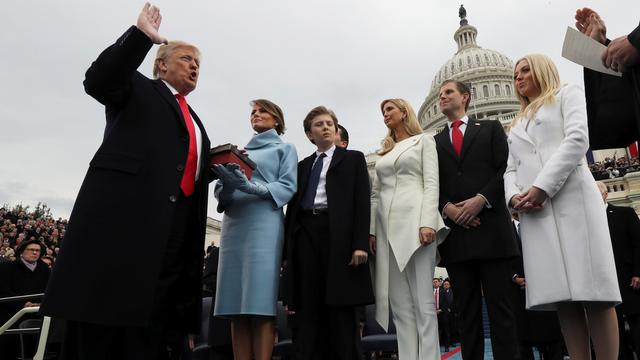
[418,6,520,133]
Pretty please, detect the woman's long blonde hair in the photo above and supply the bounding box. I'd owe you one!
[378,99,423,155]
[511,54,561,128]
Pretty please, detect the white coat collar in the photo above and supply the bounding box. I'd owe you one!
[384,134,423,166]
[509,117,536,146]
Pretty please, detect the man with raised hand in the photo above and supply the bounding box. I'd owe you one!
[41,4,212,359]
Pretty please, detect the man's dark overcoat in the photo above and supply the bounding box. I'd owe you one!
[41,26,211,332]
[282,147,374,309]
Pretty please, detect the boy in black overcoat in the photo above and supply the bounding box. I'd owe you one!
[282,106,374,360]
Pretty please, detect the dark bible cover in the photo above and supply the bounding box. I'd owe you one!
[209,144,257,179]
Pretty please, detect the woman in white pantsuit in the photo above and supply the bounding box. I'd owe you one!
[369,98,449,359]
[505,54,621,360]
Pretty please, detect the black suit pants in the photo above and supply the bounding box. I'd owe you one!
[447,259,520,360]
[60,192,197,360]
[292,213,360,360]
[438,310,453,348]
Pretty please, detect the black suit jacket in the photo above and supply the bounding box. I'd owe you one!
[282,147,374,308]
[434,118,518,266]
[438,288,454,313]
[606,203,640,314]
[41,27,211,331]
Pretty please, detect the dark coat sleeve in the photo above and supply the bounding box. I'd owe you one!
[584,23,640,149]
[83,26,153,109]
[352,151,371,252]
[583,68,640,149]
[628,23,640,50]
[478,120,509,206]
[436,134,451,214]
[624,207,640,277]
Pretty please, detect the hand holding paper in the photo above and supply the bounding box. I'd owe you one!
[562,26,621,77]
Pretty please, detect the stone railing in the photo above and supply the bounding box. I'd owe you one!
[602,171,640,215]
[497,113,517,122]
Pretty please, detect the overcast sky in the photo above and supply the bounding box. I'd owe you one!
[1,1,637,220]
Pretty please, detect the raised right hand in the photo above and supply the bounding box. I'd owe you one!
[136,3,168,45]
[575,8,606,44]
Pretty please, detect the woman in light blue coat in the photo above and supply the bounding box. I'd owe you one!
[213,99,297,360]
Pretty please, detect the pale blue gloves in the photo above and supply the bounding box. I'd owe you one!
[212,163,269,197]
[212,163,244,192]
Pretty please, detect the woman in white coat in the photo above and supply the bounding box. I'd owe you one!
[369,98,449,360]
[504,54,621,360]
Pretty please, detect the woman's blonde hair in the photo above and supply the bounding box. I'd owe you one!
[512,54,561,128]
[378,99,423,155]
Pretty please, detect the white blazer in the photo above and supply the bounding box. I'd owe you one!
[504,84,620,309]
[370,133,449,328]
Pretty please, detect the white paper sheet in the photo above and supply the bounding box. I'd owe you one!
[561,26,622,77]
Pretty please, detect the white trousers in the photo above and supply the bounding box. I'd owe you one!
[389,244,440,360]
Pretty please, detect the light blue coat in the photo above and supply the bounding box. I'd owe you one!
[214,129,297,316]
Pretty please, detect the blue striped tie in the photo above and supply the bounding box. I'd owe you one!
[300,153,326,209]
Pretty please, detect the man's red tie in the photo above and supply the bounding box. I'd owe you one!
[176,94,197,197]
[452,120,464,157]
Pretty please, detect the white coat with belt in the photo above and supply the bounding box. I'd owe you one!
[370,133,449,329]
[504,84,621,310]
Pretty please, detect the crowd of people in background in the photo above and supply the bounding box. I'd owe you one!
[589,156,640,180]
[0,205,60,358]
[0,205,65,266]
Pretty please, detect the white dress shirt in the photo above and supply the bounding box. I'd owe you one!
[447,114,469,143]
[311,145,336,208]
[163,80,203,181]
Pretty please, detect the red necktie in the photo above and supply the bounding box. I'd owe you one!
[176,94,197,197]
[435,288,440,310]
[451,120,463,157]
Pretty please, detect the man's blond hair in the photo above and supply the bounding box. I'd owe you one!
[153,41,200,78]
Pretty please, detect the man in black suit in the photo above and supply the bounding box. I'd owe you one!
[434,79,520,359]
[40,4,211,359]
[437,278,455,352]
[597,182,640,359]
[282,106,374,360]
[0,239,50,358]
